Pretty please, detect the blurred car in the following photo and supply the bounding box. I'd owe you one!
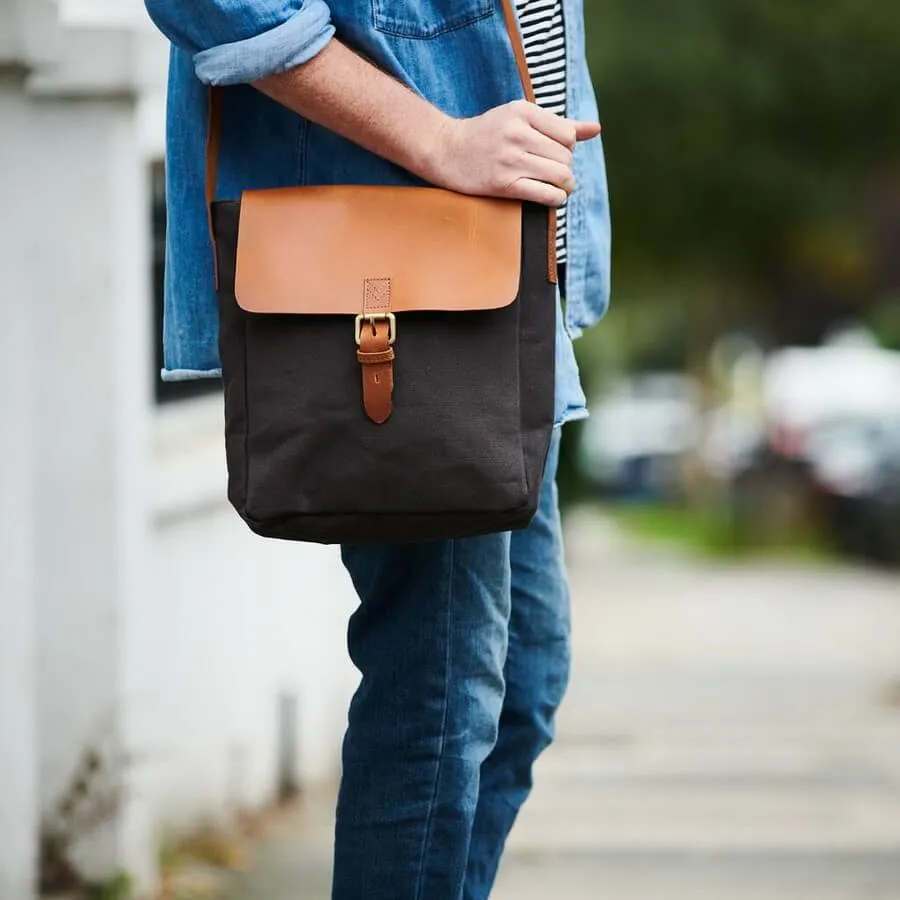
[699,334,900,482]
[762,336,900,460]
[721,337,900,562]
[577,372,701,502]
[805,415,900,564]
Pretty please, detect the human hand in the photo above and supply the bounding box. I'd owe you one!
[423,100,601,207]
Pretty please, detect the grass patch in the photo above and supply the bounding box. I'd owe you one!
[611,503,732,554]
[605,501,833,562]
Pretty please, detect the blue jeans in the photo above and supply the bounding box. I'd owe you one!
[337,431,571,899]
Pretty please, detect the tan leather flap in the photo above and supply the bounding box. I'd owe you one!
[234,186,522,315]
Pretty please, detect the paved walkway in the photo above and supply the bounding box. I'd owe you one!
[221,512,900,899]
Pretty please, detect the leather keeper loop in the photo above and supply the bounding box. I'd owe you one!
[357,348,395,366]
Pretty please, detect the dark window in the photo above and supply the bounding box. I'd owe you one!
[152,162,221,404]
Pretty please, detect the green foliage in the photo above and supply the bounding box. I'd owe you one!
[866,295,900,350]
[86,871,134,900]
[585,0,900,305]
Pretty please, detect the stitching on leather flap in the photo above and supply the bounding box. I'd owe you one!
[364,278,392,313]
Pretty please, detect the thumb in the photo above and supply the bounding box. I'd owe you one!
[573,120,602,142]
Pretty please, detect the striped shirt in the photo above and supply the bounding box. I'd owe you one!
[516,0,568,263]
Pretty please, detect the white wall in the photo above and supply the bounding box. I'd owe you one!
[1,69,144,897]
[9,87,152,884]
[0,73,39,900]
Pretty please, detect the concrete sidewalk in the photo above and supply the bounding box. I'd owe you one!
[220,512,900,899]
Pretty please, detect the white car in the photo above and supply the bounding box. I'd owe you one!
[578,373,702,499]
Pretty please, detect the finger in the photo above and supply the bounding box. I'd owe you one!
[519,154,576,194]
[518,126,574,168]
[524,105,578,150]
[504,177,569,208]
[573,120,602,142]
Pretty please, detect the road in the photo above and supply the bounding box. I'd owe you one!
[222,511,900,899]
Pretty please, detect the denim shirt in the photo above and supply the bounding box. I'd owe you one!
[145,0,611,425]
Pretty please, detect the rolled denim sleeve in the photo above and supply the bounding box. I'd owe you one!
[144,1,335,86]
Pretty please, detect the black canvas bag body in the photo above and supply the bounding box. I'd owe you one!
[206,0,558,545]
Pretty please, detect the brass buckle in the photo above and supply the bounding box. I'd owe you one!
[355,312,397,346]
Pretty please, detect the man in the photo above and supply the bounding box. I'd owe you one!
[144,0,610,897]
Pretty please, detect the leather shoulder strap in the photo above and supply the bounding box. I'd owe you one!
[206,0,557,285]
[499,0,536,103]
[206,85,223,287]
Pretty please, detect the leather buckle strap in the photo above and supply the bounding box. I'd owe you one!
[356,316,396,424]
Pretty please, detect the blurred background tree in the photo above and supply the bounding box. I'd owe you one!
[558,2,900,523]
[582,0,900,361]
